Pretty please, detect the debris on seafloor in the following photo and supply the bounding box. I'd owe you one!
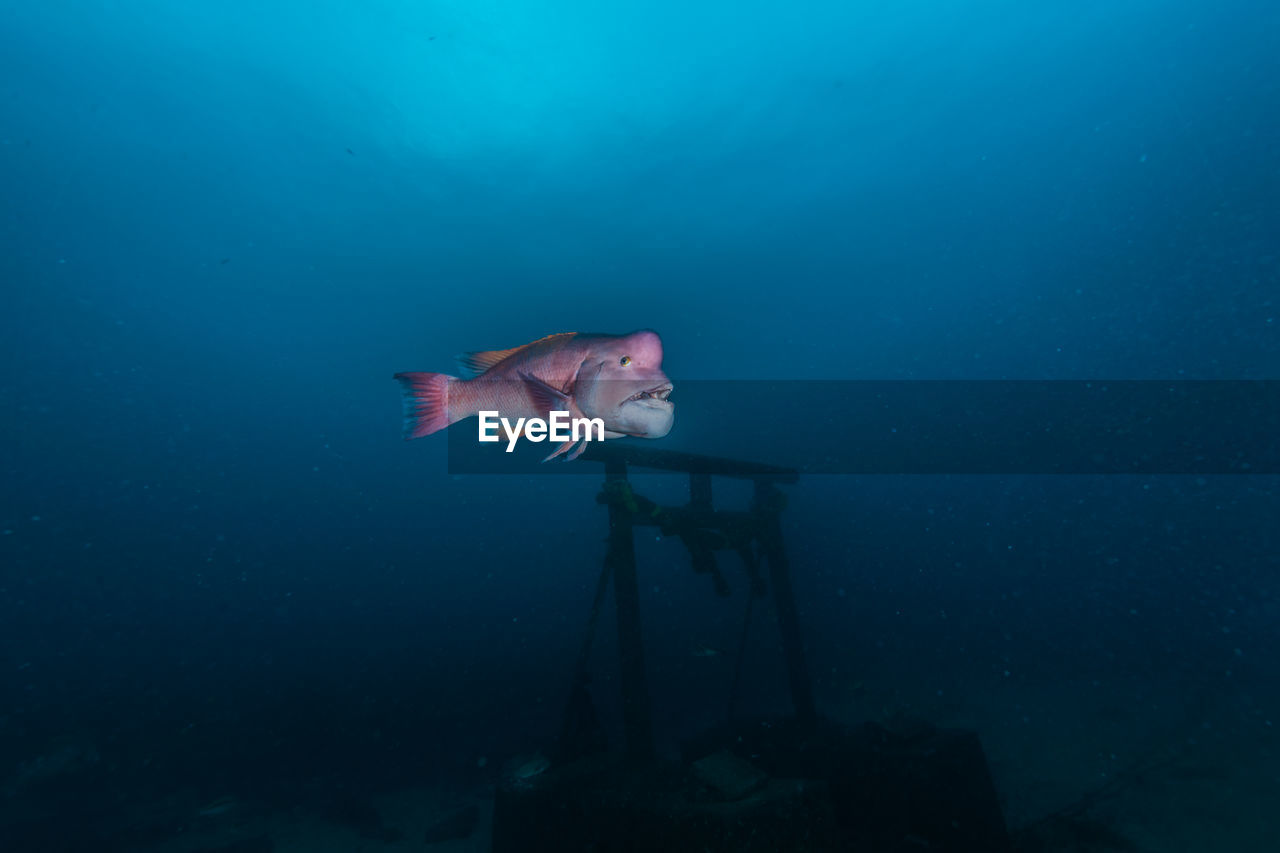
[503,752,551,788]
[691,750,768,802]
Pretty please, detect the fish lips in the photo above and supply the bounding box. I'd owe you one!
[617,383,674,437]
[624,383,674,407]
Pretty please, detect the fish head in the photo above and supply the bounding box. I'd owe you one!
[574,330,674,438]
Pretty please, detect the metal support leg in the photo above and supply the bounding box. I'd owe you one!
[606,460,655,760]
[754,481,816,725]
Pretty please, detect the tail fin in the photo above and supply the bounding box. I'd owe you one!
[393,372,454,439]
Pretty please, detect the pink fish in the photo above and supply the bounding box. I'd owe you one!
[394,330,674,461]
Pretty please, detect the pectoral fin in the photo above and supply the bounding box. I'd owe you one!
[542,439,576,462]
[519,371,571,413]
[542,437,590,463]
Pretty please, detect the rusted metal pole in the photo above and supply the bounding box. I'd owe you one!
[605,460,655,760]
[754,480,816,725]
[725,548,758,721]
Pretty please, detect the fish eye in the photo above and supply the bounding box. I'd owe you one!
[619,356,631,366]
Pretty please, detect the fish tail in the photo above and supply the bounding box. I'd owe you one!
[393,372,455,439]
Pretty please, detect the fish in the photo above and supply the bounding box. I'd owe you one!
[394,330,674,461]
[690,643,725,658]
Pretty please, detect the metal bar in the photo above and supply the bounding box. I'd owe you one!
[556,559,613,759]
[605,460,655,760]
[725,550,758,721]
[754,481,816,724]
[584,443,799,482]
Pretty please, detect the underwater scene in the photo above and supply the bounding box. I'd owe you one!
[2,1,1278,851]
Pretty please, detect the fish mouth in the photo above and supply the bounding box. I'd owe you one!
[625,384,673,405]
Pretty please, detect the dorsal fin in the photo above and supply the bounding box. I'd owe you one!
[454,332,578,377]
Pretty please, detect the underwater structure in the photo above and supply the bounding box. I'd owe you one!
[492,444,1012,852]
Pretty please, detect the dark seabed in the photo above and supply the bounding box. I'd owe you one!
[2,1,1278,851]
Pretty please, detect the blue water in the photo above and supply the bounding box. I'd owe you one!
[3,1,1278,850]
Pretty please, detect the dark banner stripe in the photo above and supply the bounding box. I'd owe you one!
[442,381,1280,475]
